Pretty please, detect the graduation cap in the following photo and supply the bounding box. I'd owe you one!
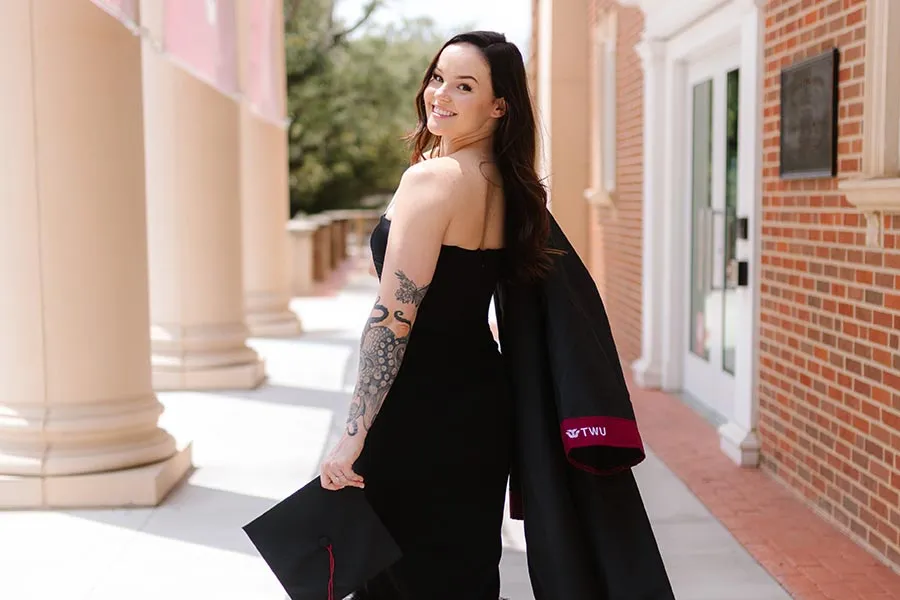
[242,477,402,600]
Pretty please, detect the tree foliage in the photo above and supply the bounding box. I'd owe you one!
[283,1,446,215]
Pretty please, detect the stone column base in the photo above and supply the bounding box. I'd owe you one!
[247,311,302,337]
[631,357,662,389]
[718,422,761,467]
[245,290,301,337]
[151,323,267,390]
[0,443,192,509]
[153,360,266,391]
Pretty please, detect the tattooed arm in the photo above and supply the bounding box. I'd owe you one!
[345,272,427,435]
[320,159,459,490]
[345,161,457,437]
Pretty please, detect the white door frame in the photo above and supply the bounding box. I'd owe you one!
[629,0,765,466]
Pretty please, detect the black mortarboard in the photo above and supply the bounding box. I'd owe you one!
[242,477,402,600]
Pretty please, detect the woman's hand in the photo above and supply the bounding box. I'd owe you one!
[320,432,366,490]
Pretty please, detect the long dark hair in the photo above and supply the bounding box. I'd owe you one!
[406,31,551,283]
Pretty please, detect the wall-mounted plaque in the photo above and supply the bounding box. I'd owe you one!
[779,48,839,179]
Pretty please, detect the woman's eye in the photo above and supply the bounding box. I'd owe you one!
[431,74,443,83]
[459,84,472,92]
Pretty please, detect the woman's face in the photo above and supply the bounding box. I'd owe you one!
[422,43,505,140]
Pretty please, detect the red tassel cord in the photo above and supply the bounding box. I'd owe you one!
[326,543,335,600]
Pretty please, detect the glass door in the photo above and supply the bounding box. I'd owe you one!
[683,48,741,421]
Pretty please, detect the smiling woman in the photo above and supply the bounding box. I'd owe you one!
[315,29,548,600]
[423,47,489,134]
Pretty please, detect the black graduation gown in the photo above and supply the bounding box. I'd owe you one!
[493,214,676,600]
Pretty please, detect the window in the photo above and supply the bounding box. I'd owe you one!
[585,10,617,206]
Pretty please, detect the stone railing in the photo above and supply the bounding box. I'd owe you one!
[286,208,384,295]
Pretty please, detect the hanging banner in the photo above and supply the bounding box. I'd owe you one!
[246,0,284,123]
[89,0,139,31]
[162,0,240,96]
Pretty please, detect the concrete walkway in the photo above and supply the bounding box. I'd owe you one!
[0,257,790,600]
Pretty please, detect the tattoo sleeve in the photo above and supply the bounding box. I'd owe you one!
[395,270,429,306]
[345,270,429,436]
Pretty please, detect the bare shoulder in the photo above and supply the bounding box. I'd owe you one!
[403,156,465,189]
[392,157,466,215]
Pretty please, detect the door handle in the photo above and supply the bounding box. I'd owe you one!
[726,259,749,288]
[736,217,749,240]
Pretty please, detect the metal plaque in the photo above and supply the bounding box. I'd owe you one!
[779,48,839,179]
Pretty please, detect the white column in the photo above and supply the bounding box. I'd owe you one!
[658,55,690,392]
[239,112,301,336]
[631,38,667,388]
[141,5,266,390]
[719,3,764,467]
[236,0,301,337]
[0,0,191,508]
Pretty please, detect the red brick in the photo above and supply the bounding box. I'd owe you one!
[756,0,900,576]
[885,411,900,432]
[886,294,900,310]
[879,483,900,505]
[586,1,644,368]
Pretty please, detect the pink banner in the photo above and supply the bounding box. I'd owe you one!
[246,0,283,121]
[163,0,239,95]
[90,0,138,29]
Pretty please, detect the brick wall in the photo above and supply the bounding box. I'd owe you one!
[587,1,644,366]
[759,0,900,568]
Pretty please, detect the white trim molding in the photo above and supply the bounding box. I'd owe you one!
[721,3,764,468]
[630,36,667,389]
[619,0,764,39]
[838,0,900,248]
[585,9,618,207]
[628,0,764,467]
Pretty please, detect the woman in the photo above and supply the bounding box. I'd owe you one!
[318,31,550,599]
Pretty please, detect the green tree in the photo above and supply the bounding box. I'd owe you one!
[284,1,446,215]
[283,0,381,91]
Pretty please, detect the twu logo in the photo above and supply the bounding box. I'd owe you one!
[565,426,607,439]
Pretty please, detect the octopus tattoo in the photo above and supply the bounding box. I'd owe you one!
[346,270,426,436]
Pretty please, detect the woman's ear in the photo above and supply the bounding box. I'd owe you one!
[492,98,507,119]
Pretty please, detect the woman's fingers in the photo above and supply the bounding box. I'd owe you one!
[344,467,365,487]
[333,470,364,488]
[320,459,365,491]
[326,461,364,483]
[320,473,338,490]
[340,468,364,484]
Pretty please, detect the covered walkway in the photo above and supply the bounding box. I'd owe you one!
[1,254,790,600]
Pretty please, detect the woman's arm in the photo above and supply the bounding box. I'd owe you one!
[345,162,455,436]
[320,159,458,490]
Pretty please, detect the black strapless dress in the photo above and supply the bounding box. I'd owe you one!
[352,215,512,599]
